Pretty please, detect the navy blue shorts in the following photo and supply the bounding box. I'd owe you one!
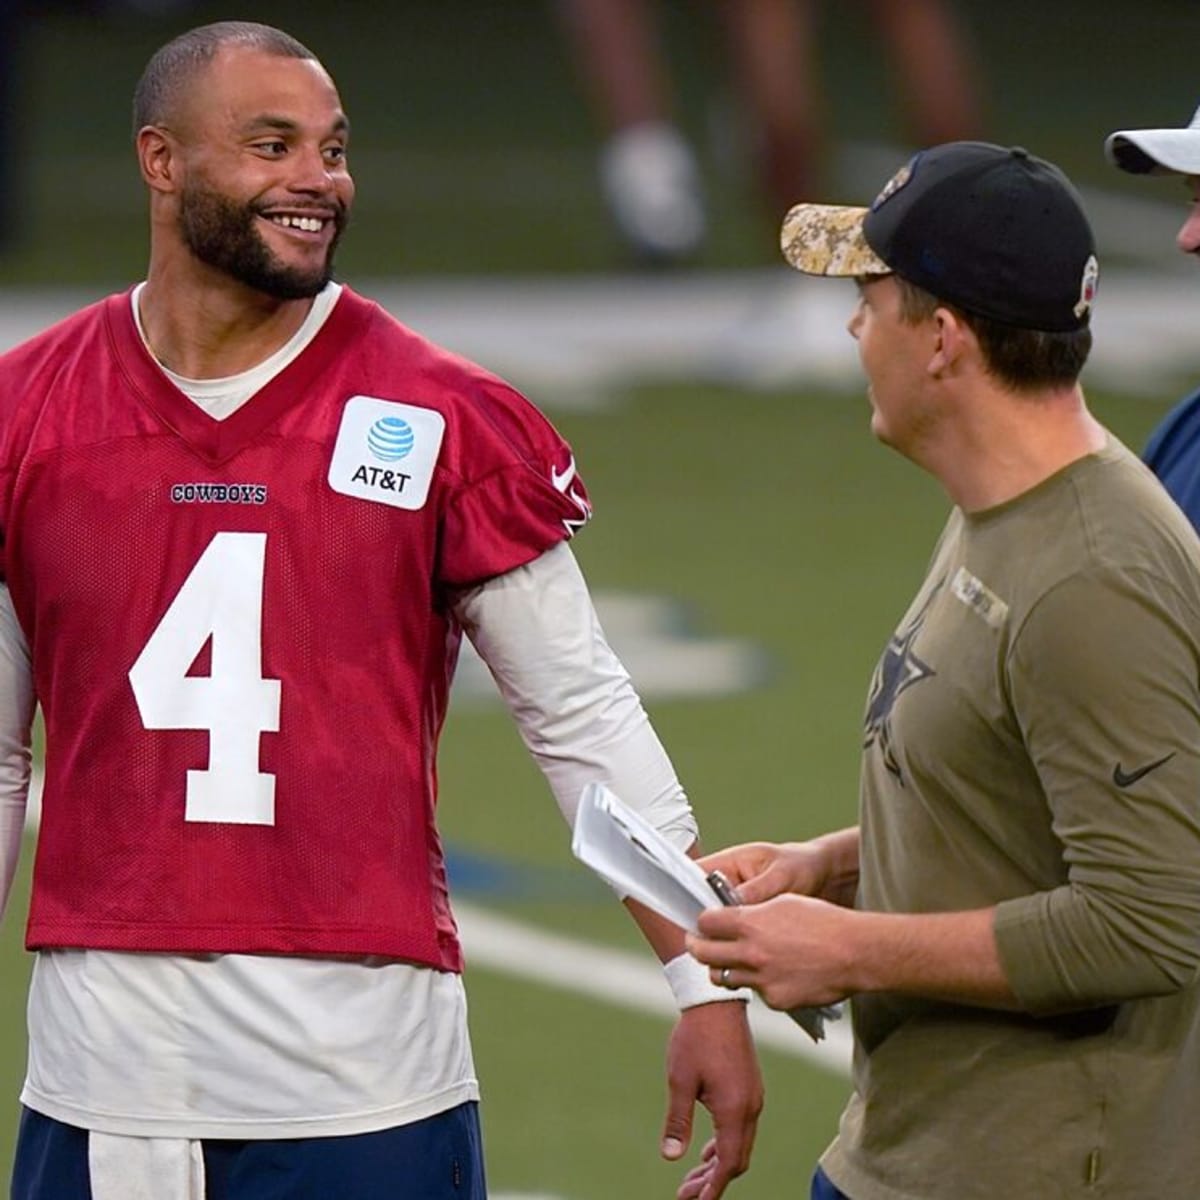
[811,1165,852,1200]
[11,1102,486,1200]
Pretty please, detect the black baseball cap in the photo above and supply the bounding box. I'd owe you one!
[780,141,1099,332]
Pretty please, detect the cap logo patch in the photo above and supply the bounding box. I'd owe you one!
[870,155,917,212]
[1073,254,1099,320]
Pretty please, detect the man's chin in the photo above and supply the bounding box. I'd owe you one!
[868,410,892,447]
[266,276,331,301]
[239,264,333,301]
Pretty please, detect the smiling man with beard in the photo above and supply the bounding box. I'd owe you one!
[160,61,351,303]
[0,21,763,1200]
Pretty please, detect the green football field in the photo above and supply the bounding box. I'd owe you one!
[0,0,1196,1192]
[0,381,1173,1197]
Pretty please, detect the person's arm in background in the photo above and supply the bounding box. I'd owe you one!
[454,542,762,1200]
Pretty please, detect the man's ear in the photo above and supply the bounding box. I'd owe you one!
[928,305,971,377]
[136,126,180,194]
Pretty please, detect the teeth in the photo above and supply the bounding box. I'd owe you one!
[271,215,324,232]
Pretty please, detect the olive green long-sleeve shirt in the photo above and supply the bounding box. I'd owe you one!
[825,439,1200,1200]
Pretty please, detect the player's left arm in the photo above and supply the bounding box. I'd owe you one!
[622,895,761,1200]
[454,542,762,1200]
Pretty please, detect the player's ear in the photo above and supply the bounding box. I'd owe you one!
[136,125,180,194]
[928,305,970,377]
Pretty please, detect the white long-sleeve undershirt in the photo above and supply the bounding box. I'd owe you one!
[454,540,696,847]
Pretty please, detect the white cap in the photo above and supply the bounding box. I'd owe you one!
[1105,102,1200,175]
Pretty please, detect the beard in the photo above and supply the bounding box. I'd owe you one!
[178,181,348,300]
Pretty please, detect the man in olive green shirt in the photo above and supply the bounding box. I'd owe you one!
[684,142,1200,1200]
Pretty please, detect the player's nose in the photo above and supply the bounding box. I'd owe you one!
[847,302,864,340]
[287,144,339,195]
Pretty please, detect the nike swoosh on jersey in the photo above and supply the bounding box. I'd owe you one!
[1112,752,1176,788]
[551,456,576,492]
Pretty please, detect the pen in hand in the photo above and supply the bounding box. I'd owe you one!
[703,869,841,1043]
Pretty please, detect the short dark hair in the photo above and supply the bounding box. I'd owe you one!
[894,274,1092,392]
[132,21,317,136]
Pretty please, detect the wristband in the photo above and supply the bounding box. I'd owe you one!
[663,951,751,1009]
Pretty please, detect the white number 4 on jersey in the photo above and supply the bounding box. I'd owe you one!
[129,531,282,825]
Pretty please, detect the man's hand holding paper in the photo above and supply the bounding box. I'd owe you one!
[572,784,841,1042]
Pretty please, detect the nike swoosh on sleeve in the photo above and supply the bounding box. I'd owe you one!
[551,456,576,492]
[1112,753,1177,788]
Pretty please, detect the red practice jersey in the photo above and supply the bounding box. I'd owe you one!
[0,288,590,969]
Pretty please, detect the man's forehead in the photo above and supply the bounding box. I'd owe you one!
[182,45,344,127]
[856,273,896,295]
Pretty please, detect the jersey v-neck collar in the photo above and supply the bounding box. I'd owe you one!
[104,286,375,466]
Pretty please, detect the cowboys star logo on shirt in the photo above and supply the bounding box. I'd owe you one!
[863,584,939,783]
[328,396,445,510]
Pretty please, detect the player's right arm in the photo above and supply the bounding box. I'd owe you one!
[0,582,35,925]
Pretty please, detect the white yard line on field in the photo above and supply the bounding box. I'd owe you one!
[455,902,853,1074]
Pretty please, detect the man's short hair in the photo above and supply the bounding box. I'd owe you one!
[132,21,317,136]
[894,275,1092,391]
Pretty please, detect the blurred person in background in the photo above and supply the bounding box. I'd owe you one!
[0,1,206,257]
[0,0,25,254]
[0,20,762,1200]
[687,141,1200,1199]
[1106,105,1200,525]
[556,0,983,265]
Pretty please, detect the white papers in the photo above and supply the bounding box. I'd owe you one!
[570,781,842,1043]
[572,781,716,932]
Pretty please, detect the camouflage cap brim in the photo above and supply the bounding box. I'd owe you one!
[780,203,891,277]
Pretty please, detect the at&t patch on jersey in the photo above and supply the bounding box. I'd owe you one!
[328,396,446,509]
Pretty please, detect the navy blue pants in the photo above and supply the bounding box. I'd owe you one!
[11,1102,486,1199]
[811,1165,852,1200]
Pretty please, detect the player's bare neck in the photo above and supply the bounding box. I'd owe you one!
[139,270,313,381]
